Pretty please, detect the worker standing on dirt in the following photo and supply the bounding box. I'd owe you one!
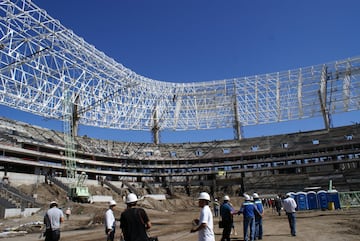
[120,193,153,241]
[283,194,297,237]
[104,200,117,241]
[44,200,64,241]
[213,198,220,217]
[65,207,71,220]
[190,192,215,241]
[238,194,261,241]
[253,193,264,240]
[219,195,234,241]
[274,195,282,216]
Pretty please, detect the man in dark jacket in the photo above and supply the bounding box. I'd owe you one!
[274,195,283,216]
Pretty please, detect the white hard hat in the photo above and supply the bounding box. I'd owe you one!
[50,200,58,206]
[223,195,230,201]
[244,194,251,200]
[198,192,211,201]
[253,193,259,199]
[126,193,138,204]
[109,200,117,206]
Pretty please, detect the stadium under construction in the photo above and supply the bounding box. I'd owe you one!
[0,0,359,206]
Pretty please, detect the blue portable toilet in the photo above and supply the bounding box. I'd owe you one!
[327,190,341,209]
[317,190,328,210]
[307,191,318,210]
[295,192,308,210]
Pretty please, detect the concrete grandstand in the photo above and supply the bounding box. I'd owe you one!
[0,117,359,195]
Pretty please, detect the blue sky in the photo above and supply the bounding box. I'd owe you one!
[1,0,360,143]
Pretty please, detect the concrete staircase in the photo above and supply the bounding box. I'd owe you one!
[0,183,40,208]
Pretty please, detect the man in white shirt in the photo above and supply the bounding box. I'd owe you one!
[104,200,117,241]
[282,194,297,237]
[190,192,215,241]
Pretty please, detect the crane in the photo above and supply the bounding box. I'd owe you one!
[63,92,90,202]
[61,83,136,201]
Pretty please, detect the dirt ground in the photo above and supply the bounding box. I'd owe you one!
[1,183,360,241]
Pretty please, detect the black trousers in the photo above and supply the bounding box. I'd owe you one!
[45,229,60,241]
[221,220,232,241]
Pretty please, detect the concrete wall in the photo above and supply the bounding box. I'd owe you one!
[0,171,124,187]
[89,195,113,203]
[0,171,44,186]
[4,208,41,219]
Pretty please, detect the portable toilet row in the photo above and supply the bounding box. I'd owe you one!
[286,190,340,210]
[317,190,341,210]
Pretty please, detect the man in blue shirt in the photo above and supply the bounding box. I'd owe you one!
[253,193,264,240]
[220,195,234,241]
[238,194,261,241]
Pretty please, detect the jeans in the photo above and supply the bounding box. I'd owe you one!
[214,207,219,217]
[243,216,255,241]
[255,216,263,239]
[286,212,296,236]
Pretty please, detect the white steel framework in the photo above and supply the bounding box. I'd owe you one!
[1,0,360,138]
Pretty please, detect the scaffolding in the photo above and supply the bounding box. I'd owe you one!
[339,191,360,208]
[63,92,90,202]
[0,0,360,143]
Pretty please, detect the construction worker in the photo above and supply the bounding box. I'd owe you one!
[120,193,152,241]
[44,200,64,241]
[104,200,117,241]
[190,192,215,241]
[220,195,235,241]
[238,194,261,241]
[253,193,264,240]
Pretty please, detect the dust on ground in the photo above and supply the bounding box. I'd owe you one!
[1,183,359,241]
